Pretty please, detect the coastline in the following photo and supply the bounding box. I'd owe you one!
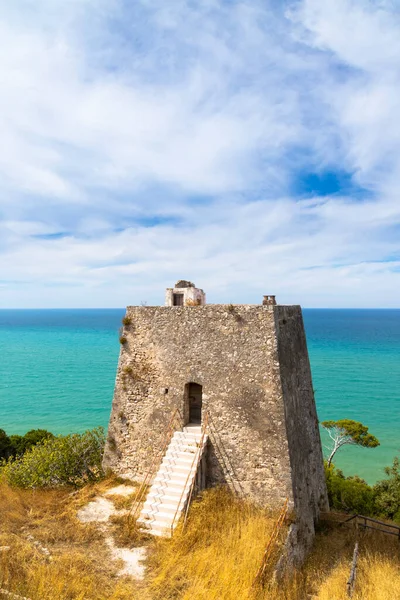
[0,308,399,485]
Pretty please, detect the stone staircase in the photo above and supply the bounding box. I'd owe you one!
[137,425,208,537]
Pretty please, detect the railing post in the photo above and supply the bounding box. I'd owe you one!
[347,542,359,597]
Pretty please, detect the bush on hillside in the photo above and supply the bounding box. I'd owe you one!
[326,458,400,523]
[325,463,376,515]
[0,428,55,460]
[9,429,55,456]
[0,429,13,460]
[373,457,400,523]
[0,428,105,488]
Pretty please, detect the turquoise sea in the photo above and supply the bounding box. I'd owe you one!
[0,309,399,484]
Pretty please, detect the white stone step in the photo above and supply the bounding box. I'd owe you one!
[172,438,201,446]
[173,432,202,441]
[142,493,181,506]
[141,505,181,519]
[156,467,193,479]
[166,447,198,456]
[169,437,200,444]
[145,488,188,503]
[142,496,184,510]
[143,523,172,537]
[158,465,194,477]
[153,470,195,483]
[164,449,198,459]
[161,456,196,468]
[149,482,189,495]
[142,503,184,518]
[148,484,187,497]
[138,511,176,525]
[162,449,202,461]
[147,490,185,503]
[170,435,201,443]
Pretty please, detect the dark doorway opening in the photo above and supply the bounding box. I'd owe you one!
[186,382,202,424]
[173,293,184,306]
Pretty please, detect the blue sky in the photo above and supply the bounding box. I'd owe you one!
[0,0,399,308]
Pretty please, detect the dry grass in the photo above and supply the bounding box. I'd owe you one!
[146,488,400,600]
[305,524,400,600]
[147,487,285,600]
[106,492,137,511]
[314,554,400,600]
[0,479,144,600]
[1,481,399,600]
[109,514,152,548]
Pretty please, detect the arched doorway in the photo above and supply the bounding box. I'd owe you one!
[185,382,202,424]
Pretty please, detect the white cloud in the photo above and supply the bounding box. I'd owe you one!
[0,0,399,307]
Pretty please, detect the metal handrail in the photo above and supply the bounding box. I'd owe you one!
[182,412,209,531]
[207,412,244,496]
[252,497,289,587]
[128,406,183,523]
[170,411,209,535]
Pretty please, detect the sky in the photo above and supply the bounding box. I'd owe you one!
[1,0,399,308]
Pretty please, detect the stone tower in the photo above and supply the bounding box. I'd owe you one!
[103,282,328,563]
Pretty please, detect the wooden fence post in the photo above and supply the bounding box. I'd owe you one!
[346,542,359,598]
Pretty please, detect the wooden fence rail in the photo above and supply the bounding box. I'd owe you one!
[341,514,400,540]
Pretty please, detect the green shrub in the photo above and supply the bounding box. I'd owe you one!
[0,429,13,460]
[0,428,105,488]
[373,457,400,523]
[325,463,376,515]
[119,336,127,344]
[1,428,55,460]
[9,429,55,456]
[326,458,400,523]
[122,316,132,326]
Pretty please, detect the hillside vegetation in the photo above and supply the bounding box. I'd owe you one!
[1,481,399,600]
[1,429,399,598]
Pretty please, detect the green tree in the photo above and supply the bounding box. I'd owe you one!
[373,457,400,523]
[1,428,105,488]
[0,429,13,460]
[325,463,376,515]
[321,419,380,467]
[9,429,54,456]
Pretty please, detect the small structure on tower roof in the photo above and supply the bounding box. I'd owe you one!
[165,280,206,307]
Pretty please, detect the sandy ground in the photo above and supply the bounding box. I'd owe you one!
[77,485,147,579]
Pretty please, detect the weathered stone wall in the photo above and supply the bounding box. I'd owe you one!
[274,306,329,567]
[103,301,329,565]
[103,304,293,505]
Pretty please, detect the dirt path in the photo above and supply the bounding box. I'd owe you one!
[77,484,148,580]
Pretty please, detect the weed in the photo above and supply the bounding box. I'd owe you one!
[109,514,152,547]
[107,436,117,452]
[185,298,201,306]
